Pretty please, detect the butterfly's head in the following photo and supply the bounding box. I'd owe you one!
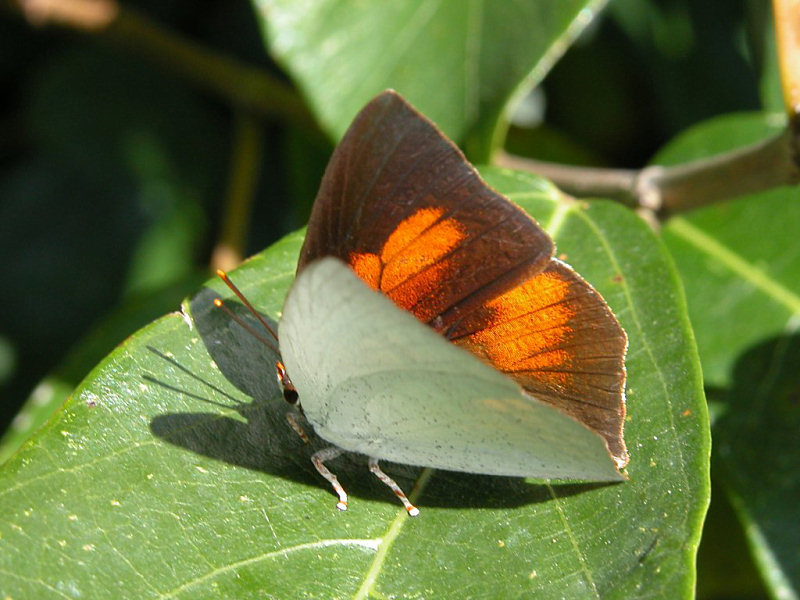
[276,360,299,405]
[213,269,298,405]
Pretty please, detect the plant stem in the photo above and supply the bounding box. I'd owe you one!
[497,127,799,219]
[640,128,798,217]
[211,111,264,272]
[495,153,639,207]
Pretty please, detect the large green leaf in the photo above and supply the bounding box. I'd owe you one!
[0,172,708,598]
[254,0,605,157]
[659,113,800,599]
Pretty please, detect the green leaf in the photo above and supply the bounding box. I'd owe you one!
[659,112,800,599]
[254,0,604,158]
[0,172,708,598]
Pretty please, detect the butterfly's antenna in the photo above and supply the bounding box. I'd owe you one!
[212,298,279,354]
[214,269,280,355]
[216,269,279,339]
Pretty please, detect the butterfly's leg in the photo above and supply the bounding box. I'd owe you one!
[311,446,348,511]
[368,457,420,516]
[285,411,311,445]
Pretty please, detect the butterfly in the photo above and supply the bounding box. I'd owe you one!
[218,90,627,516]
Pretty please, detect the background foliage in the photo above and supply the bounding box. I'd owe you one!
[0,0,795,598]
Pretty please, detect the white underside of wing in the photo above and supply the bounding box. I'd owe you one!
[278,258,621,481]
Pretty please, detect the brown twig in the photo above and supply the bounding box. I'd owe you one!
[495,153,639,207]
[640,128,798,216]
[14,0,118,30]
[497,127,799,221]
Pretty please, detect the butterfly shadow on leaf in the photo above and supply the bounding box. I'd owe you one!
[147,286,314,482]
[147,285,613,512]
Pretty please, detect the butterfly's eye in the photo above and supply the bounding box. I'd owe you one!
[283,388,299,404]
[276,361,299,405]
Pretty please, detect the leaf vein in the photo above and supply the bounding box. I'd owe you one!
[159,538,381,599]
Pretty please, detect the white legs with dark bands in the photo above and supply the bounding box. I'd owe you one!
[368,457,420,516]
[286,411,311,444]
[288,411,419,515]
[311,446,348,511]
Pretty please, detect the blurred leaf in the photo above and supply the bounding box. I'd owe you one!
[0,171,708,598]
[0,46,226,430]
[609,1,761,131]
[752,2,783,114]
[659,112,799,598]
[254,0,606,158]
[539,0,763,165]
[0,335,16,387]
[0,160,144,372]
[716,335,800,600]
[281,125,332,231]
[696,482,768,600]
[26,48,226,194]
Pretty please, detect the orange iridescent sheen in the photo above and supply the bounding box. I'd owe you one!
[349,206,466,310]
[380,206,444,264]
[350,253,382,289]
[459,270,577,385]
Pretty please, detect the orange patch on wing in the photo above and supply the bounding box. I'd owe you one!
[349,206,466,310]
[385,260,452,313]
[465,270,577,385]
[380,207,445,262]
[380,206,465,290]
[350,253,382,289]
